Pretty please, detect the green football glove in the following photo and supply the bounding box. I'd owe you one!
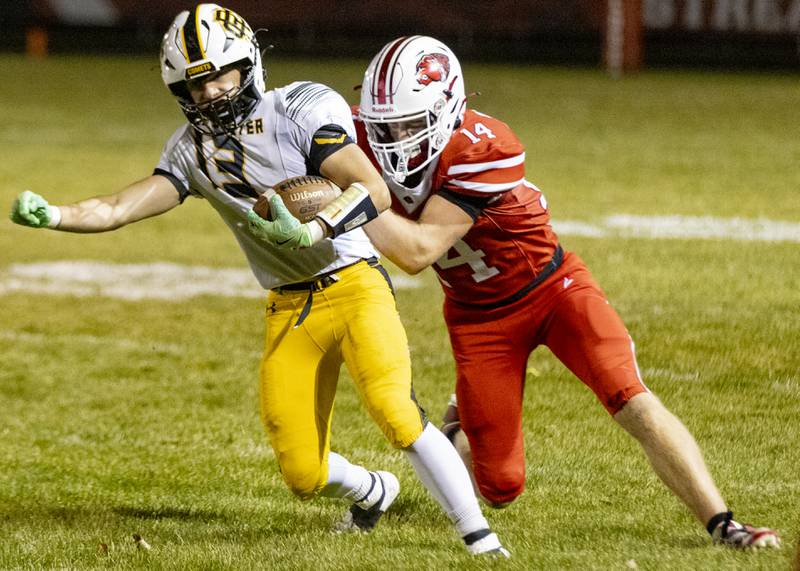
[247,194,316,249]
[10,190,56,228]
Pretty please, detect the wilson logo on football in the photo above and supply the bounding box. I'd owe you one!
[287,190,327,202]
[414,53,450,89]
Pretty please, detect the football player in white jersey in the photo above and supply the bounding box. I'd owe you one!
[9,4,508,556]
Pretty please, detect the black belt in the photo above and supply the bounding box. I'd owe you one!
[275,273,340,293]
[273,257,379,328]
[452,244,564,311]
[274,257,378,293]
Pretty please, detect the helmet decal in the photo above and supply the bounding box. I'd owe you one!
[213,8,253,40]
[414,53,450,88]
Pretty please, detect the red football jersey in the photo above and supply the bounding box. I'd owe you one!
[354,108,560,306]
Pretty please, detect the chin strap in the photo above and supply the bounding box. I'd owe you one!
[314,182,379,238]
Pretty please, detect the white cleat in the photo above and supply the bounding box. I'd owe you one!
[466,531,511,558]
[334,471,400,533]
[712,518,780,550]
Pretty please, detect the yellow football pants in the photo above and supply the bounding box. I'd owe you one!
[259,260,425,500]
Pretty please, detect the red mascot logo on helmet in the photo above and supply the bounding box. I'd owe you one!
[415,53,450,88]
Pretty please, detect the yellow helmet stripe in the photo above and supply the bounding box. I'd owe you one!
[181,6,206,64]
[194,7,206,59]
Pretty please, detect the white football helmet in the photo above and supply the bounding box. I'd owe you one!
[360,36,466,185]
[160,4,266,134]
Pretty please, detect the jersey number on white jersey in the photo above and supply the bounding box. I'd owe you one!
[435,239,499,283]
[197,133,259,199]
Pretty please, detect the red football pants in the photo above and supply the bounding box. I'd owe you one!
[442,252,648,505]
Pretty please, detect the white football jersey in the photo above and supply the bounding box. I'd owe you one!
[156,81,378,290]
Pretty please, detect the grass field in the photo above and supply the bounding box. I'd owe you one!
[1,54,799,569]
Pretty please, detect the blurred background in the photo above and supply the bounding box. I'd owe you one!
[3,0,800,71]
[0,3,798,568]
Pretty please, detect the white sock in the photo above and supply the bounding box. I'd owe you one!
[404,424,490,538]
[322,451,383,509]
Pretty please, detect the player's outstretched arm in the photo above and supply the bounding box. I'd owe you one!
[10,175,182,233]
[365,194,473,275]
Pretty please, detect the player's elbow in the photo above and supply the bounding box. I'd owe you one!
[398,259,426,275]
[405,246,440,274]
[383,248,430,275]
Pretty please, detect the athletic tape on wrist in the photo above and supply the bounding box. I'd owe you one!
[314,182,379,238]
[307,219,325,244]
[47,205,62,229]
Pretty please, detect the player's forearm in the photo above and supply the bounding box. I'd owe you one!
[55,195,133,232]
[316,145,391,240]
[356,170,391,213]
[55,177,181,232]
[365,212,443,274]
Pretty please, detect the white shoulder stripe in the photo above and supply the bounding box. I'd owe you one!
[447,153,525,175]
[448,177,526,193]
[523,179,541,192]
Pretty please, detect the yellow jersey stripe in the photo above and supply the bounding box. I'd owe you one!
[313,134,347,145]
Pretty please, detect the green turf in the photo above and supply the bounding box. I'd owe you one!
[1,54,798,569]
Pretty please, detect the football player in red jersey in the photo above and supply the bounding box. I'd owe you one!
[355,35,779,549]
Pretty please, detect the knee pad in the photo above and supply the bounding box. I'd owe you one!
[474,464,525,507]
[278,455,325,501]
[368,395,425,449]
[450,426,523,508]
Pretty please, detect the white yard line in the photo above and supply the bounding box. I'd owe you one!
[603,215,800,242]
[2,214,798,301]
[553,214,800,242]
[0,330,186,355]
[0,260,421,301]
[640,367,701,383]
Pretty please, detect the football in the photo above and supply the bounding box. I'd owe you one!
[254,176,341,223]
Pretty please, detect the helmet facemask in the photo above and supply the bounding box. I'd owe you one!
[362,100,450,185]
[360,36,466,187]
[160,5,267,137]
[172,61,261,135]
